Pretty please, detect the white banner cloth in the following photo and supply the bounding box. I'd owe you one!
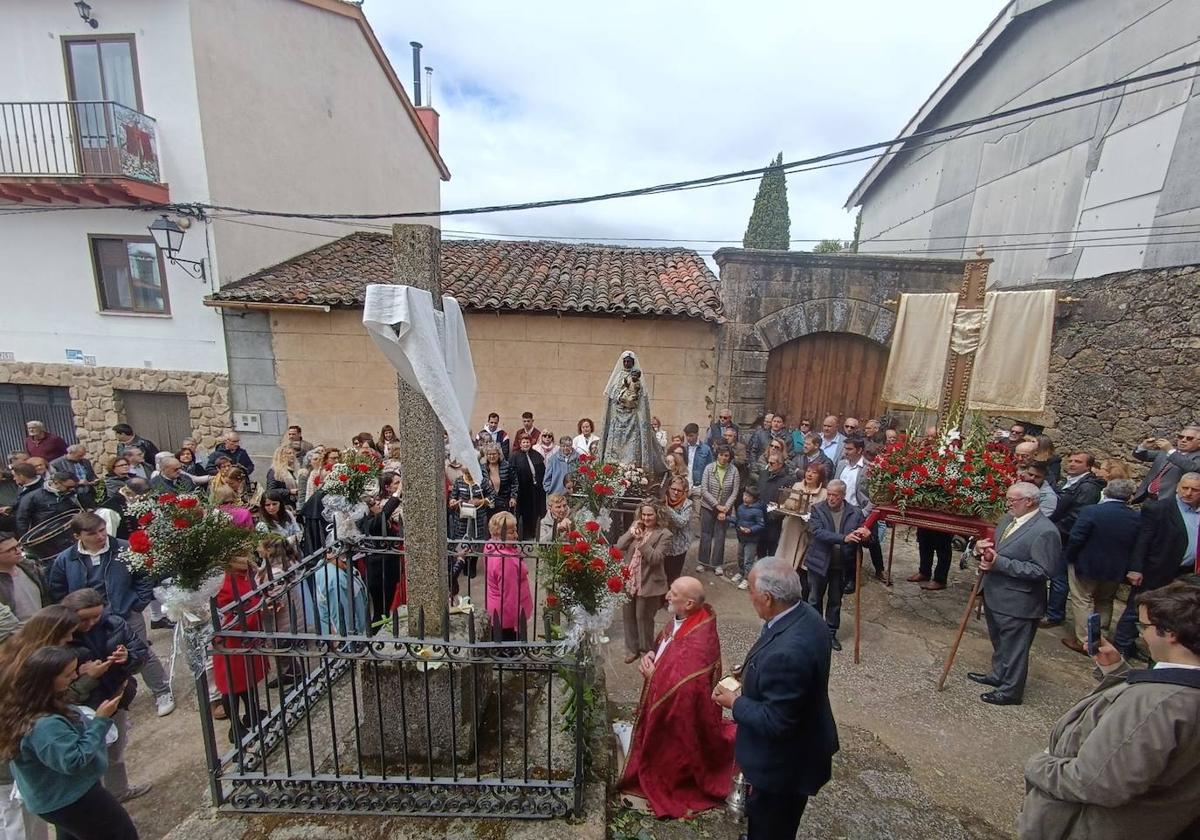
[363,285,481,483]
[966,289,1056,415]
[880,292,958,409]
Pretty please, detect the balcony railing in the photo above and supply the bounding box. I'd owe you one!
[0,100,161,183]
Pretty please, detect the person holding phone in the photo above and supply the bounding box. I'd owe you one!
[60,587,150,804]
[0,646,138,840]
[1019,581,1200,839]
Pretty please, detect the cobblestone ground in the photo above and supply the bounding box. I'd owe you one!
[122,528,1103,839]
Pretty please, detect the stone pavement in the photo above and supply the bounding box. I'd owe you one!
[119,528,1105,839]
[605,529,1101,839]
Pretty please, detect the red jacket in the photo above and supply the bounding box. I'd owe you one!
[212,571,269,695]
[25,433,68,461]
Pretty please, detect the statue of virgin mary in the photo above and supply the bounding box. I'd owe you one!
[598,350,665,473]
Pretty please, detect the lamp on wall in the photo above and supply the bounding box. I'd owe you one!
[74,1,100,28]
[149,214,207,280]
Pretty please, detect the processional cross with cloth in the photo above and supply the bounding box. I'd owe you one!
[857,259,1059,682]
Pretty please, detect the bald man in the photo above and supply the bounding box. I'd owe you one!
[618,576,735,818]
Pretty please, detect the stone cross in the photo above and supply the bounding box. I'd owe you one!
[936,259,990,419]
[390,223,448,636]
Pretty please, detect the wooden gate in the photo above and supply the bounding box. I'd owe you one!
[765,332,889,425]
[117,391,191,454]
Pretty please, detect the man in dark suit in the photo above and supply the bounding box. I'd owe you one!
[804,479,866,651]
[1043,451,1104,626]
[970,482,1063,705]
[713,556,838,840]
[49,444,98,488]
[788,433,832,481]
[1060,478,1140,654]
[1114,472,1200,659]
[1132,426,1200,503]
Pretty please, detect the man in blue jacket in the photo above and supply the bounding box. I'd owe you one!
[48,511,175,717]
[684,423,714,489]
[1060,478,1140,655]
[804,479,866,651]
[713,556,839,839]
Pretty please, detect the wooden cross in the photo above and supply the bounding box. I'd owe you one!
[937,258,990,421]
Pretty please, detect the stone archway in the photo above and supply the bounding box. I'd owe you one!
[711,249,969,427]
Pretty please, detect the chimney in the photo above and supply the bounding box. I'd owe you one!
[410,41,422,106]
[424,66,433,108]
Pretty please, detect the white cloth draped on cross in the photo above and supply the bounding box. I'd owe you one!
[363,284,482,483]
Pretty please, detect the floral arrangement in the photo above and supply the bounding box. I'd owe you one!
[541,519,629,618]
[867,434,1017,520]
[570,454,647,515]
[120,492,256,590]
[318,452,380,500]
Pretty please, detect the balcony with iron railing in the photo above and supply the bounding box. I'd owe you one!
[0,100,169,205]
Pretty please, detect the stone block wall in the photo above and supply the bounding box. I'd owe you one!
[712,249,968,427]
[0,362,230,458]
[1038,264,1200,466]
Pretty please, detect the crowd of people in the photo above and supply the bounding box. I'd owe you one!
[2,410,1198,840]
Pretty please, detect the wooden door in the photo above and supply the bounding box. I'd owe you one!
[765,332,889,425]
[117,391,190,454]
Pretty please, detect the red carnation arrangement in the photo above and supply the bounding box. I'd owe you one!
[539,517,629,617]
[867,417,1017,520]
[568,456,644,514]
[119,492,254,590]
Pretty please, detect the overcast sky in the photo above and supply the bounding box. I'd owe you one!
[367,1,1006,255]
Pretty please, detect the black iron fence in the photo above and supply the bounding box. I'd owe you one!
[197,540,586,818]
[0,100,160,181]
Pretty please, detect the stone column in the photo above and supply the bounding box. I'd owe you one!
[390,224,449,637]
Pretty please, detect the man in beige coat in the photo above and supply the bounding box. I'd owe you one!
[1019,580,1200,839]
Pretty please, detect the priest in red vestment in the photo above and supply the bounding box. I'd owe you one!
[618,576,737,818]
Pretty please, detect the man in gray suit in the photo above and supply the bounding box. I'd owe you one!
[969,481,1063,706]
[1132,426,1200,503]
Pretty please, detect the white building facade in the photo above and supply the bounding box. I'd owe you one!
[0,0,446,462]
[846,0,1200,287]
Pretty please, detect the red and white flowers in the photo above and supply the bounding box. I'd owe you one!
[867,435,1017,520]
[540,518,629,617]
[120,493,255,590]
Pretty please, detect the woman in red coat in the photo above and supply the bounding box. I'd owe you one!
[212,554,270,744]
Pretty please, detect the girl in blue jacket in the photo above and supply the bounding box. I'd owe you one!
[0,645,137,839]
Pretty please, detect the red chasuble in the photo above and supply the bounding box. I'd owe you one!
[618,603,737,818]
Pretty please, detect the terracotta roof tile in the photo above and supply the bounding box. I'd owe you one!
[210,232,724,322]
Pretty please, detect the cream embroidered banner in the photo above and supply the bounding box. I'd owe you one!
[966,289,1056,414]
[880,293,958,409]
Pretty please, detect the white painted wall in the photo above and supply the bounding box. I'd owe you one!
[0,0,224,371]
[188,0,444,286]
[854,0,1200,286]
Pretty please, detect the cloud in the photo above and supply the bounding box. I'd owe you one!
[367,0,1005,253]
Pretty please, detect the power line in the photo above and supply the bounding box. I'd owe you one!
[213,214,1200,261]
[5,62,1197,231]
[152,59,1200,221]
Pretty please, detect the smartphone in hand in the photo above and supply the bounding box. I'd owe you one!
[1086,612,1102,656]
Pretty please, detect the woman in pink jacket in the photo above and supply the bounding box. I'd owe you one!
[484,512,532,640]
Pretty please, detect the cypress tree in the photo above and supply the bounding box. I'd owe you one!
[742,152,790,250]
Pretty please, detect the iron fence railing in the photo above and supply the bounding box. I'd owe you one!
[198,541,585,818]
[0,100,160,182]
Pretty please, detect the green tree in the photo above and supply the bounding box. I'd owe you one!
[812,239,847,253]
[742,152,790,250]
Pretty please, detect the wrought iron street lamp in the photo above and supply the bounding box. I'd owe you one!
[74,1,100,28]
[148,214,207,280]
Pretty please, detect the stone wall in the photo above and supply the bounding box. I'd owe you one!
[266,308,717,448]
[0,362,230,458]
[712,249,969,426]
[1039,264,1200,465]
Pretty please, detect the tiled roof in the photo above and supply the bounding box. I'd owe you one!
[210,232,724,322]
